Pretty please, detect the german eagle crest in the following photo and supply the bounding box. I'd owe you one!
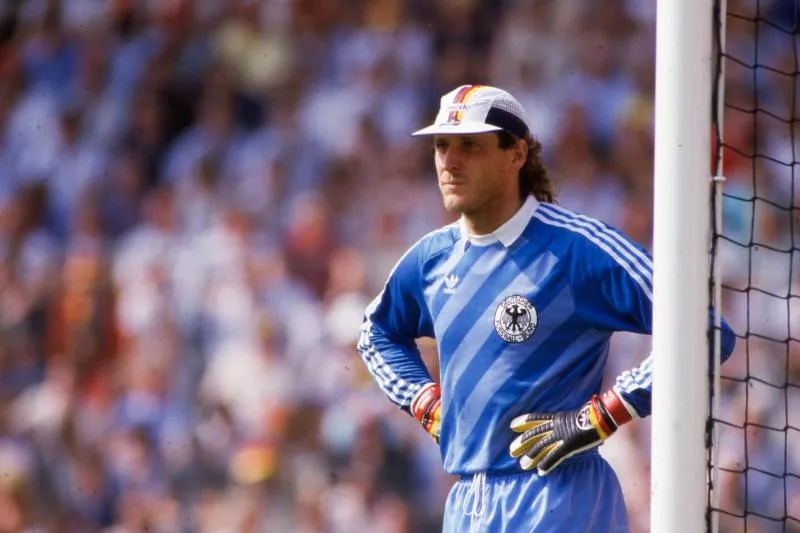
[494,295,537,343]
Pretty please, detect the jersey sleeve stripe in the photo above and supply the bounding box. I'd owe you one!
[537,205,653,289]
[545,204,653,272]
[533,210,653,300]
[615,356,653,391]
[357,311,421,407]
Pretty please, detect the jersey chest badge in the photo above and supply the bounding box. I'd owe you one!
[494,295,537,343]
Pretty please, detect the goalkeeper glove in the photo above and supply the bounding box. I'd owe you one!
[509,389,634,475]
[410,382,442,443]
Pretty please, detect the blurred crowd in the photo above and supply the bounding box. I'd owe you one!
[0,0,797,532]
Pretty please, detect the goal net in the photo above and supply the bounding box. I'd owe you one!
[710,0,800,531]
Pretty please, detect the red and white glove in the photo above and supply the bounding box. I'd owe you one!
[509,388,635,474]
[410,382,442,443]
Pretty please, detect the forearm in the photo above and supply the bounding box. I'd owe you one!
[357,318,435,411]
[613,357,652,418]
[614,313,736,419]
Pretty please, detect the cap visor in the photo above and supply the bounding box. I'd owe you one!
[411,121,503,137]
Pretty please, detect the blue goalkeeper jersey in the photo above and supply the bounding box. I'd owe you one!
[357,195,736,476]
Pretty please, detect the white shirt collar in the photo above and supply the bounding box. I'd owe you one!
[459,195,539,248]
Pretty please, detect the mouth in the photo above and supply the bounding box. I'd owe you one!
[441,183,463,193]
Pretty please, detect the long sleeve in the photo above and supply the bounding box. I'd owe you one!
[357,241,436,412]
[574,224,737,418]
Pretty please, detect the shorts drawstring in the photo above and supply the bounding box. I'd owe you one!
[463,471,487,531]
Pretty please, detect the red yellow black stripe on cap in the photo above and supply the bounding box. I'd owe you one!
[447,84,484,123]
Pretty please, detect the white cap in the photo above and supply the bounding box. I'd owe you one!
[412,84,530,139]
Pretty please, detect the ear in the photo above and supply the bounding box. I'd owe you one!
[510,139,528,171]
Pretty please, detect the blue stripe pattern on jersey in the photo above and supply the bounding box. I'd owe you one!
[535,204,654,300]
[533,205,656,414]
[449,285,578,471]
[436,241,557,397]
[465,328,610,471]
[422,238,468,307]
[358,199,735,475]
[427,245,500,332]
[440,249,561,401]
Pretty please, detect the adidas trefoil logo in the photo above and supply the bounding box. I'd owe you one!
[443,273,459,294]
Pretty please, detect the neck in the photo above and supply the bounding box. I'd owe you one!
[461,194,525,236]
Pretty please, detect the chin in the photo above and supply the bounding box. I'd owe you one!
[442,195,469,213]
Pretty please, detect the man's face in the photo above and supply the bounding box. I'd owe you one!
[433,133,518,214]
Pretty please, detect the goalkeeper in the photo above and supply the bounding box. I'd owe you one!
[356,85,736,532]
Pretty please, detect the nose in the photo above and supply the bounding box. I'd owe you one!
[439,145,463,173]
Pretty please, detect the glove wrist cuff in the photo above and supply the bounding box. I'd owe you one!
[411,382,440,427]
[599,388,636,428]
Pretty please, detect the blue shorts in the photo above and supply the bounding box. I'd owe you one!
[442,452,629,533]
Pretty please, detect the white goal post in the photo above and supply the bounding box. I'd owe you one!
[651,0,718,531]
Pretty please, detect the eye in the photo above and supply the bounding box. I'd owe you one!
[434,140,448,152]
[461,138,478,150]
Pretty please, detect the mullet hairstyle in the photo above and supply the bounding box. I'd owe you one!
[497,131,556,204]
